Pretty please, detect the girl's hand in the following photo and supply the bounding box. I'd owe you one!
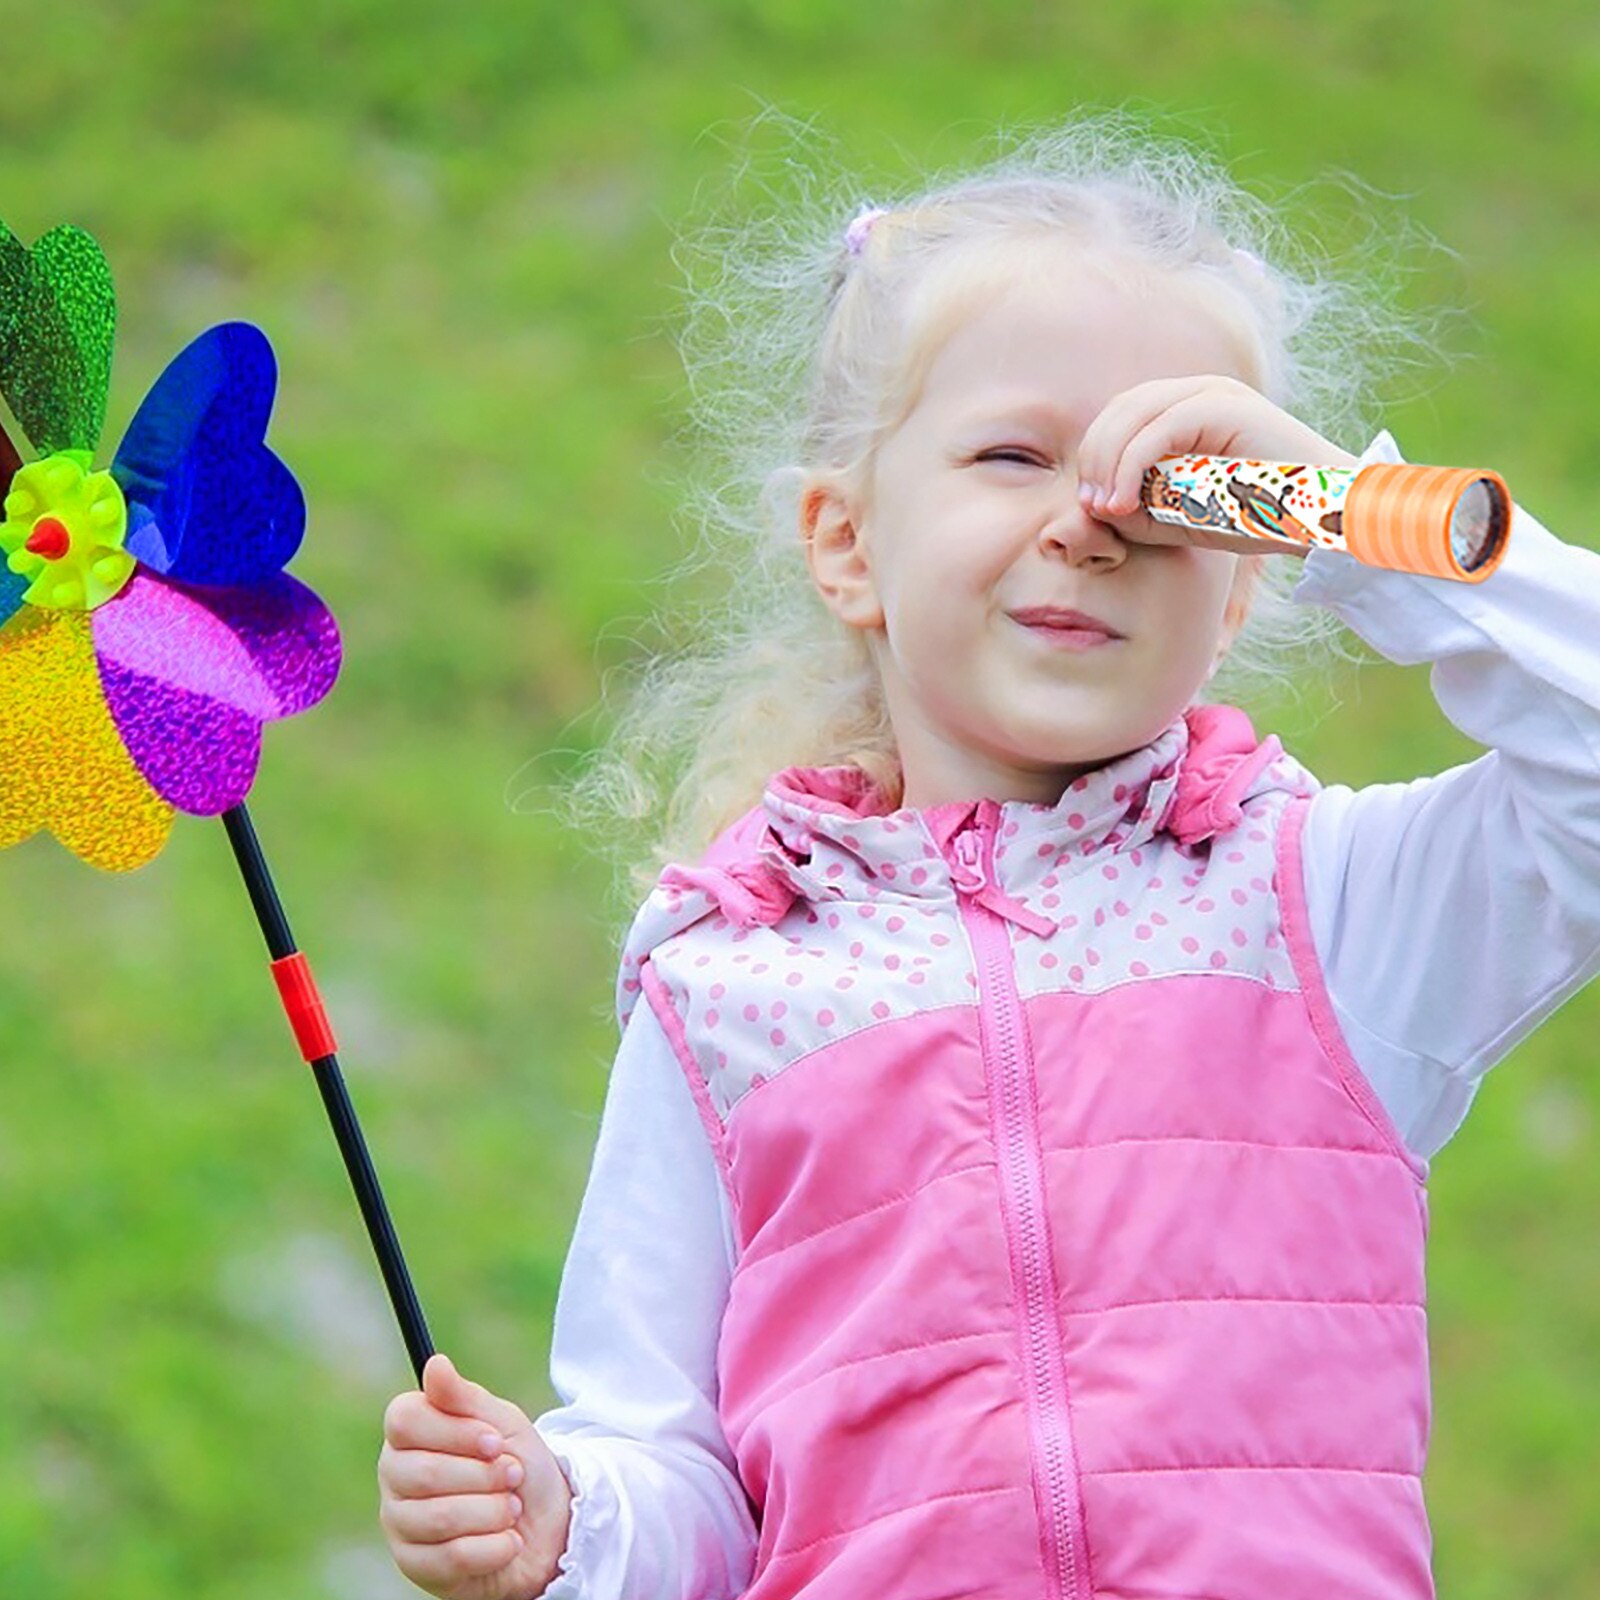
[379,1353,574,1600]
[1075,374,1361,556]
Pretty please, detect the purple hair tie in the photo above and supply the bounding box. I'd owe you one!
[844,204,888,257]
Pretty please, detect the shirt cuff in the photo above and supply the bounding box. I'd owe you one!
[1289,426,1408,604]
[1289,423,1516,650]
[1287,426,1592,680]
[537,1433,616,1599]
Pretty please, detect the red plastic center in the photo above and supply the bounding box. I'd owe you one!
[25,516,71,560]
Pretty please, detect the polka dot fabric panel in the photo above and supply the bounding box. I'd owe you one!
[616,706,1320,1127]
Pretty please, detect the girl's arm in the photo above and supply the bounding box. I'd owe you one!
[533,994,758,1599]
[1292,428,1600,1162]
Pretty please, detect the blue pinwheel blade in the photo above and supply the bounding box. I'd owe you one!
[0,565,25,630]
[110,321,306,586]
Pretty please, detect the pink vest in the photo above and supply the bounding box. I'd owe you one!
[618,702,1435,1600]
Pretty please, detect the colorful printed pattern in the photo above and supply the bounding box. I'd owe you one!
[1143,453,1361,553]
[1142,451,1510,582]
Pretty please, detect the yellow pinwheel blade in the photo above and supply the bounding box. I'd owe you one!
[0,605,175,871]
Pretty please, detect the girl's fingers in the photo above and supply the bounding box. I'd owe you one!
[381,1443,523,1499]
[382,1487,524,1546]
[421,1353,533,1438]
[1078,376,1210,500]
[384,1391,510,1460]
[1102,390,1245,514]
[390,1528,526,1585]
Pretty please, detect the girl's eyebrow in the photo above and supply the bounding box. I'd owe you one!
[956,398,1088,432]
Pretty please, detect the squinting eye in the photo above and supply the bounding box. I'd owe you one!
[977,449,1043,466]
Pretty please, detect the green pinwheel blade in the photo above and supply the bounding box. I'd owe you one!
[0,220,115,455]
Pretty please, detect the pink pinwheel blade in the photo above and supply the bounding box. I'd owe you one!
[91,567,340,814]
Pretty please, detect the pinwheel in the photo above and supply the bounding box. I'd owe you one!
[0,218,435,1381]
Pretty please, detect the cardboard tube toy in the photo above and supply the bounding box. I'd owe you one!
[1140,453,1511,582]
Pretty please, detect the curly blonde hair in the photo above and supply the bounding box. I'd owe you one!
[536,104,1469,942]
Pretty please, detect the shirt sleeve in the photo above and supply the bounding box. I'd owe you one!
[533,990,758,1599]
[1290,427,1600,1163]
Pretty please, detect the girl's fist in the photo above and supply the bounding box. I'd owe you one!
[1076,374,1360,555]
[379,1353,574,1600]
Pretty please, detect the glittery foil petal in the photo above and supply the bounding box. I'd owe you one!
[110,321,305,585]
[98,657,263,817]
[91,567,341,814]
[0,604,175,870]
[0,220,114,454]
[32,226,115,451]
[0,564,25,627]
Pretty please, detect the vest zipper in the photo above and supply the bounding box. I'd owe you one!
[949,807,1093,1600]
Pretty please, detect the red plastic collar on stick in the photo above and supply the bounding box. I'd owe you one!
[269,951,338,1062]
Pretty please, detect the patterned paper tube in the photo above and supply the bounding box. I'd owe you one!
[1139,453,1512,582]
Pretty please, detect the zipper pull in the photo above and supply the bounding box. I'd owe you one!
[947,816,1060,938]
[949,827,987,893]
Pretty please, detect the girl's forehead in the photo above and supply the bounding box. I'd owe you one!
[885,239,1262,442]
[918,275,1251,429]
[947,392,1099,434]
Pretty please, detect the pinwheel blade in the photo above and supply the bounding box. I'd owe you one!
[0,220,115,455]
[0,605,174,870]
[0,564,25,630]
[111,321,306,586]
[91,566,341,815]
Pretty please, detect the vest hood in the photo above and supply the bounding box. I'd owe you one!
[615,701,1320,1032]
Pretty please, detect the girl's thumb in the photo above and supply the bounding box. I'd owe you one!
[422,1352,471,1410]
[421,1352,528,1437]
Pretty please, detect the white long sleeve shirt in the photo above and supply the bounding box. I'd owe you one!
[531,427,1600,1598]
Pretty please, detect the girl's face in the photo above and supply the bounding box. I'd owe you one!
[801,252,1263,809]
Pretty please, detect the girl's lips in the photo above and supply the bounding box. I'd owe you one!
[1013,616,1122,651]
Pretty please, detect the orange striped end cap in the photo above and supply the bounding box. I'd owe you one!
[1342,462,1511,582]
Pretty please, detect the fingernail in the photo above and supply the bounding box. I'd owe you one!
[507,1459,525,1487]
[510,1493,524,1519]
[480,1431,502,1457]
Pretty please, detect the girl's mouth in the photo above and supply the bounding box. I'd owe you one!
[1012,616,1122,651]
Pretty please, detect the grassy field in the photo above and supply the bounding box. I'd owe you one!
[1,2,1596,1594]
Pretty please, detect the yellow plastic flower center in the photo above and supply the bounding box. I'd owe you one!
[0,449,135,612]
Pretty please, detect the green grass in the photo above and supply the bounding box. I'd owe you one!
[1,2,1597,1593]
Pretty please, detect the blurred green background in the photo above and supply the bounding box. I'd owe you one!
[0,1,1596,1595]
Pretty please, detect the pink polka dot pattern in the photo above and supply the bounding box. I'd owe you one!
[613,706,1323,1125]
[641,896,978,1122]
[1007,788,1302,1004]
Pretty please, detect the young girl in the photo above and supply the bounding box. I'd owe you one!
[377,116,1600,1600]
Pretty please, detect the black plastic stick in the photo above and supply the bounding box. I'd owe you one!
[221,800,435,1383]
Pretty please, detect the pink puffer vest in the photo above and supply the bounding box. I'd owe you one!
[617,701,1435,1600]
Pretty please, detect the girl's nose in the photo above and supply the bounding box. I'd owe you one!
[1040,494,1125,564]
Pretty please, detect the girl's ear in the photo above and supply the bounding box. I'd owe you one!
[799,472,886,631]
[1210,554,1264,678]
[1220,554,1264,644]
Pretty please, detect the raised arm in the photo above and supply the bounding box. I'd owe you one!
[1292,429,1600,1162]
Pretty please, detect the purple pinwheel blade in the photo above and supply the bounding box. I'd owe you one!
[110,322,306,586]
[91,566,341,815]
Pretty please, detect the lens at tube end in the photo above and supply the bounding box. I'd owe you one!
[1450,479,1507,573]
